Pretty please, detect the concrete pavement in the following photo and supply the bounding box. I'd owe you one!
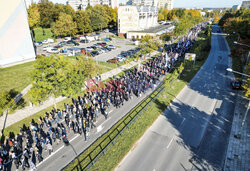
[224,92,249,171]
[116,25,236,171]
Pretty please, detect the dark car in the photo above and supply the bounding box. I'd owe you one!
[90,51,99,57]
[231,80,242,89]
[80,39,89,43]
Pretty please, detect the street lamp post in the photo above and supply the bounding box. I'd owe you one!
[233,41,250,48]
[227,68,250,139]
[226,68,250,77]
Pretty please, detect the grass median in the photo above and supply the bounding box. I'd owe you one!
[64,27,211,171]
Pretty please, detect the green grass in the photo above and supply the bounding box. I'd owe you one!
[64,27,211,171]
[34,27,54,42]
[0,61,34,93]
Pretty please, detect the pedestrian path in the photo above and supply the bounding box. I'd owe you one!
[0,51,158,131]
[224,92,250,171]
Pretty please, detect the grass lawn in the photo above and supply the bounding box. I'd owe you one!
[34,28,54,42]
[0,61,34,93]
[64,27,211,171]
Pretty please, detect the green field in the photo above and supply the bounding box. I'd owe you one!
[0,61,34,93]
[34,28,54,42]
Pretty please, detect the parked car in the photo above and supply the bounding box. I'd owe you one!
[43,46,51,51]
[90,51,99,57]
[35,41,43,46]
[54,45,63,49]
[107,58,119,63]
[47,48,59,53]
[86,47,94,51]
[93,44,102,48]
[231,80,242,89]
[80,39,89,43]
[97,42,107,47]
[103,38,111,41]
[64,37,71,41]
[90,46,97,50]
[106,45,116,49]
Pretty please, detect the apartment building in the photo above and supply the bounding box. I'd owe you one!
[118,6,158,37]
[67,0,118,11]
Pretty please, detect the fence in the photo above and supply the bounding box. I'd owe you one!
[63,79,167,171]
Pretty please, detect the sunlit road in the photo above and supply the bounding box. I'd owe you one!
[116,25,236,171]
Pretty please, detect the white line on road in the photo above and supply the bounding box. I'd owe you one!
[166,137,174,149]
[179,118,186,128]
[97,125,103,132]
[36,134,80,167]
[109,110,113,114]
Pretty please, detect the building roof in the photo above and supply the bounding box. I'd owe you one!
[128,24,174,34]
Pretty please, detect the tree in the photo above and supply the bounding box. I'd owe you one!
[52,13,77,37]
[87,5,109,31]
[27,4,40,28]
[242,62,250,99]
[38,1,55,28]
[158,13,164,21]
[29,55,73,104]
[213,15,220,23]
[29,55,98,104]
[74,10,92,33]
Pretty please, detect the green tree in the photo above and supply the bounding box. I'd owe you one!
[38,0,55,28]
[158,13,164,21]
[87,5,109,31]
[27,4,40,28]
[52,13,77,37]
[74,10,92,33]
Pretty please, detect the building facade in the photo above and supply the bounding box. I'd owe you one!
[131,0,158,7]
[157,0,173,10]
[242,1,250,9]
[67,0,118,11]
[0,0,36,67]
[118,6,158,37]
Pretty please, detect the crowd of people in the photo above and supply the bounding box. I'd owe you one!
[0,23,205,171]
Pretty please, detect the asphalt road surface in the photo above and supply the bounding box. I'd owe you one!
[35,73,165,171]
[116,25,236,171]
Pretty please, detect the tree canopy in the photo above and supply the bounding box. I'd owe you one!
[28,55,97,104]
[28,1,118,35]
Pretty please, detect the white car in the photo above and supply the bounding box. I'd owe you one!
[47,48,59,53]
[42,38,54,44]
[43,46,51,51]
[117,56,125,62]
[63,37,71,42]
[86,47,94,51]
[107,45,116,49]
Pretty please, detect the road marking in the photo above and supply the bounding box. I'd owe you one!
[179,118,186,128]
[36,134,80,167]
[166,137,174,149]
[109,110,113,114]
[97,125,103,132]
[70,134,80,143]
[36,145,64,167]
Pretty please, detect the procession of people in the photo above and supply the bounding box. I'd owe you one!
[0,23,205,171]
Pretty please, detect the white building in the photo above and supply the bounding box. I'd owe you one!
[0,0,36,67]
[132,0,158,7]
[154,0,173,9]
[67,0,118,11]
[232,4,241,11]
[118,6,158,38]
[242,1,250,9]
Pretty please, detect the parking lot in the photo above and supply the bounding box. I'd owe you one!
[36,34,137,62]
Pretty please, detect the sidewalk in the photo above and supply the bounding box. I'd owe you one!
[224,92,250,171]
[0,51,158,131]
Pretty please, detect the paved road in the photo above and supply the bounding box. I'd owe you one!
[116,25,236,171]
[36,74,165,171]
